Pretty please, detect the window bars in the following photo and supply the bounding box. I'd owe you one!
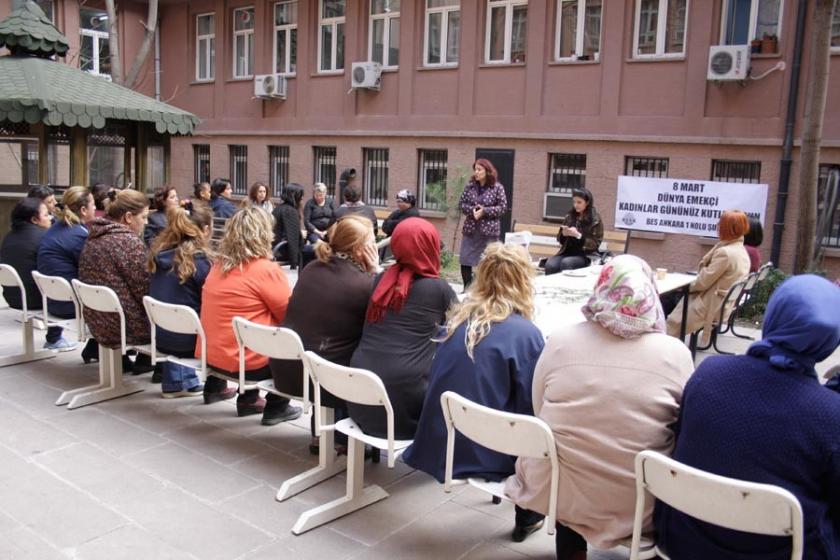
[269,145,290,198]
[418,149,448,211]
[363,148,389,207]
[194,144,210,185]
[548,153,586,194]
[625,156,669,178]
[313,146,337,197]
[711,160,761,184]
[229,145,248,195]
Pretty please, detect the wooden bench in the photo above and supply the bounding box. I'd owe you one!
[511,222,630,262]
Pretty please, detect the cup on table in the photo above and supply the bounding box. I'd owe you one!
[656,267,667,280]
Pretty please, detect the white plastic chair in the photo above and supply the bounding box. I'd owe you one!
[439,391,558,536]
[31,271,86,343]
[290,350,413,535]
[231,318,344,502]
[143,296,205,379]
[504,230,532,250]
[56,279,145,409]
[0,264,57,367]
[630,450,804,560]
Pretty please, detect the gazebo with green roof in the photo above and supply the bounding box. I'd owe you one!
[0,0,199,191]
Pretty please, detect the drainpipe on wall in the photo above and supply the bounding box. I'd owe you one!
[770,0,808,267]
[154,26,161,101]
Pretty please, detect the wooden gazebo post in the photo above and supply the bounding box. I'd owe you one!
[135,123,148,192]
[69,127,88,187]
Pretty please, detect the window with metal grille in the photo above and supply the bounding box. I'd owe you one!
[269,145,290,198]
[418,149,448,211]
[818,164,840,249]
[548,153,586,194]
[229,145,248,195]
[625,156,669,178]
[363,148,389,207]
[711,159,761,183]
[313,146,337,196]
[194,144,210,184]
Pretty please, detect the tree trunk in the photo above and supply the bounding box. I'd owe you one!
[794,0,837,273]
[104,0,122,84]
[124,0,158,90]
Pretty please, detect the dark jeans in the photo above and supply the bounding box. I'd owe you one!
[555,523,587,559]
[514,505,545,527]
[460,265,473,289]
[46,326,63,344]
[660,291,682,318]
[204,366,290,410]
[544,254,589,275]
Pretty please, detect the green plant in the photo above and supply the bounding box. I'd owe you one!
[424,165,473,251]
[439,249,457,277]
[740,267,788,323]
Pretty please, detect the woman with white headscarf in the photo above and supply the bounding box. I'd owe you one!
[505,255,695,560]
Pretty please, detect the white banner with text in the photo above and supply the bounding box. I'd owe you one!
[614,176,768,237]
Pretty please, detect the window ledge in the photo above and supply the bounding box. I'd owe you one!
[311,71,344,78]
[190,79,215,86]
[381,67,399,73]
[417,64,459,72]
[750,52,781,59]
[419,209,447,219]
[478,62,527,69]
[823,247,840,258]
[226,77,253,83]
[549,59,600,67]
[625,56,686,63]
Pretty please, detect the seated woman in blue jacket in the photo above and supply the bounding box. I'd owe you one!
[403,242,546,543]
[655,274,840,560]
[209,178,237,219]
[148,203,214,398]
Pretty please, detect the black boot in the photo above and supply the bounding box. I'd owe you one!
[81,338,99,364]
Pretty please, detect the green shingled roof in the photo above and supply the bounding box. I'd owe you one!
[0,1,69,57]
[0,55,199,134]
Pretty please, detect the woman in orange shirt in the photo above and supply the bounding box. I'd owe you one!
[199,206,302,425]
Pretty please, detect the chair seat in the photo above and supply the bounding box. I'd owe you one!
[334,418,413,453]
[166,356,202,370]
[132,343,156,356]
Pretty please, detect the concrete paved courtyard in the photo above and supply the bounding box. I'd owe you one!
[0,273,835,560]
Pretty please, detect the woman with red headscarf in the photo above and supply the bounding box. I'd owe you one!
[348,217,457,439]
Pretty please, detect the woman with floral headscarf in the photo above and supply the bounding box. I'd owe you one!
[655,275,840,560]
[506,255,695,560]
[348,217,457,439]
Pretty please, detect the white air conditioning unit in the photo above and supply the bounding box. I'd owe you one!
[707,45,750,81]
[254,73,287,99]
[351,62,382,91]
[543,192,573,220]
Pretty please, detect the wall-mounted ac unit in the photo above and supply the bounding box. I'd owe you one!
[707,45,750,81]
[543,192,573,220]
[351,62,382,91]
[254,73,287,99]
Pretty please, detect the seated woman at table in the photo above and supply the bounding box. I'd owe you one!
[655,274,840,560]
[348,218,457,439]
[199,206,301,424]
[148,202,214,398]
[403,242,546,542]
[506,255,694,560]
[544,188,604,275]
[269,214,377,438]
[78,189,156,374]
[666,210,750,344]
[303,183,335,243]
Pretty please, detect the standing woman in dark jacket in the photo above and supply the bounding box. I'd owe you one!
[79,189,154,374]
[544,187,604,275]
[0,198,75,351]
[37,186,97,358]
[209,178,237,219]
[349,218,457,439]
[303,183,335,243]
[272,182,305,269]
[143,185,180,247]
[458,159,507,289]
[148,202,214,398]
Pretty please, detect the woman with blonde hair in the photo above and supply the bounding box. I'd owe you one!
[37,186,98,357]
[79,189,155,374]
[404,242,546,539]
[199,206,301,424]
[270,214,377,433]
[148,202,214,398]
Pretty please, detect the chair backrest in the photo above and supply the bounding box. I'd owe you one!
[304,350,399,464]
[32,271,84,338]
[0,264,27,317]
[143,295,206,369]
[635,450,803,559]
[716,278,747,325]
[210,217,227,249]
[72,279,126,353]
[756,262,773,284]
[232,317,310,412]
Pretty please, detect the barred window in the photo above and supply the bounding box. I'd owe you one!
[711,159,761,184]
[818,164,840,249]
[363,148,389,207]
[194,144,210,184]
[229,145,248,195]
[418,149,447,210]
[548,153,586,195]
[313,146,337,196]
[625,156,669,178]
[269,146,290,198]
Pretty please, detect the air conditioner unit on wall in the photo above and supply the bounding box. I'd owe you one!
[351,62,382,91]
[254,73,287,99]
[543,192,573,220]
[707,45,750,81]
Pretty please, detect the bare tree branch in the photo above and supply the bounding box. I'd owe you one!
[124,0,158,90]
[104,0,122,84]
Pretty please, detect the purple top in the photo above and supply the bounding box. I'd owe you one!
[459,180,507,238]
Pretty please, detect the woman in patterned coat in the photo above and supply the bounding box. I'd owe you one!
[458,158,507,289]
